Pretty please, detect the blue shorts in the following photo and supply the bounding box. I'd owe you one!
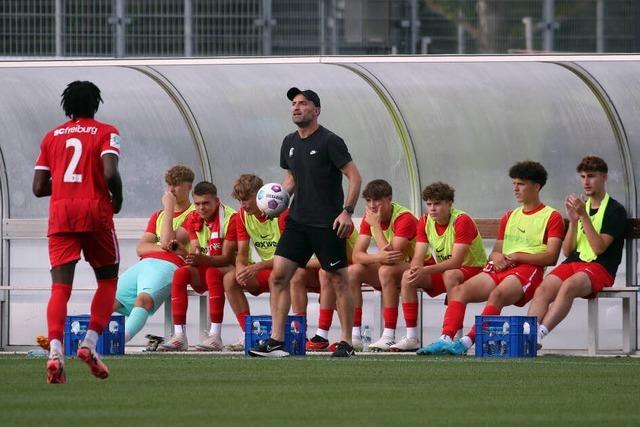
[115,258,178,315]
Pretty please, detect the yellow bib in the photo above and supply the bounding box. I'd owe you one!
[242,210,281,262]
[576,193,610,262]
[502,205,555,255]
[195,204,236,253]
[425,208,487,267]
[154,204,195,249]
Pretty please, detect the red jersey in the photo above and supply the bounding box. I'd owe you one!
[359,211,417,240]
[184,208,238,256]
[416,213,478,245]
[35,118,121,235]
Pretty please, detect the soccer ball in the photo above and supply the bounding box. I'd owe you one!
[256,183,289,217]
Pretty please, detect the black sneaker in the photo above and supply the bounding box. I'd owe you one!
[331,341,355,358]
[143,334,164,352]
[249,338,290,358]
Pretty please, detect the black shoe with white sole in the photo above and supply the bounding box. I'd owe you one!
[331,341,355,358]
[249,338,289,358]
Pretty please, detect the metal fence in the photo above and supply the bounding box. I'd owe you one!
[0,0,638,57]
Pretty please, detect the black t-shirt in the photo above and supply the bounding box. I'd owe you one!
[564,197,627,277]
[280,125,352,227]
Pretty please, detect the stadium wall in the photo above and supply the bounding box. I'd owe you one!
[0,55,637,351]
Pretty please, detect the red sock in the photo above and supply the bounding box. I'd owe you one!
[318,308,333,330]
[171,266,191,325]
[353,307,362,327]
[88,278,117,333]
[402,302,419,328]
[442,300,466,338]
[47,283,72,341]
[236,310,250,331]
[383,307,398,329]
[467,304,501,343]
[206,268,224,324]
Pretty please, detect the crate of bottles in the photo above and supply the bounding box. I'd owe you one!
[63,314,125,356]
[244,315,306,356]
[474,315,537,358]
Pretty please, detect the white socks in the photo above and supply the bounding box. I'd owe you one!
[210,323,221,336]
[174,324,185,334]
[49,339,63,358]
[460,336,473,349]
[316,328,329,339]
[538,324,549,342]
[352,326,361,339]
[382,328,395,339]
[82,330,99,351]
[406,327,417,339]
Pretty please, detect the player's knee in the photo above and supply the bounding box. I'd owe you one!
[134,293,154,311]
[442,270,462,288]
[94,263,119,280]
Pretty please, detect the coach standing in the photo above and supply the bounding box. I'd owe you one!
[249,87,362,358]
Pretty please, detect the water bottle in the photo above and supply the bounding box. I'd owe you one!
[361,325,371,353]
[522,322,530,356]
[487,328,496,355]
[500,321,510,356]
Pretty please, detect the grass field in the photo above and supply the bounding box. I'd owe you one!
[1,353,640,427]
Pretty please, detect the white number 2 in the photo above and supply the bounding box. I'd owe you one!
[64,138,83,183]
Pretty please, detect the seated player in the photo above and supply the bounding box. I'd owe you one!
[528,156,626,348]
[391,182,487,352]
[113,165,195,344]
[419,161,564,355]
[349,179,418,352]
[158,181,237,351]
[223,174,287,351]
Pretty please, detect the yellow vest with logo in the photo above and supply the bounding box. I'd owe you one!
[576,193,610,262]
[371,202,416,262]
[502,205,555,255]
[154,204,195,248]
[243,210,281,261]
[425,208,487,267]
[195,204,236,254]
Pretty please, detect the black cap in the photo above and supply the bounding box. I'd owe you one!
[287,87,321,108]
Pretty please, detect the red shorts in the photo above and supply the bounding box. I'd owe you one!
[248,269,271,296]
[486,264,544,307]
[427,266,484,298]
[549,261,614,299]
[48,229,119,269]
[190,265,211,294]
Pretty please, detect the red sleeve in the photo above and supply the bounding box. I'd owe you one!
[278,209,289,232]
[224,213,238,241]
[416,216,428,243]
[359,217,371,236]
[392,212,417,240]
[544,210,565,242]
[453,214,478,245]
[185,212,199,240]
[100,125,121,158]
[497,211,512,240]
[34,134,51,170]
[145,210,161,234]
[236,209,250,241]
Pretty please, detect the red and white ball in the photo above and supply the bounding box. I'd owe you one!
[256,183,289,217]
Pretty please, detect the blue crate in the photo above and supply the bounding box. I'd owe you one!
[63,314,125,356]
[475,315,537,358]
[244,315,306,356]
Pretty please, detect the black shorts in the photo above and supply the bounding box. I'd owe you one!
[275,216,348,272]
